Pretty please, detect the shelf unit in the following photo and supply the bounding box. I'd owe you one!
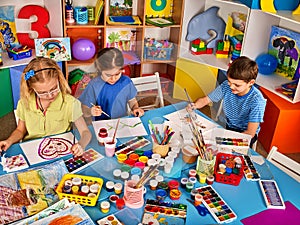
[62,0,185,81]
[179,0,300,103]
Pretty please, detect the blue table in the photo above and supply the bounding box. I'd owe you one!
[2,102,300,225]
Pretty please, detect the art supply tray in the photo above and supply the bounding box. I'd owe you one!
[115,136,150,156]
[259,180,285,209]
[56,174,103,206]
[214,153,245,186]
[196,185,237,223]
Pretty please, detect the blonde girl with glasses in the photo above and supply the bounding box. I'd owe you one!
[79,47,144,121]
[0,57,91,156]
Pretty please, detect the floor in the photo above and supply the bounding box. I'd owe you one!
[1,94,300,163]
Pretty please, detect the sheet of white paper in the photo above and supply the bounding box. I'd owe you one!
[20,132,75,165]
[92,117,148,139]
[251,155,266,165]
[163,108,218,134]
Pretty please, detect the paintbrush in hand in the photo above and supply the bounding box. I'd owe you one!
[112,118,120,143]
[90,103,110,118]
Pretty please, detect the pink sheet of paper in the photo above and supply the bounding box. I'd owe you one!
[241,201,300,225]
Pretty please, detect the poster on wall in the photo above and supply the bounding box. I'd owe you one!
[34,37,71,61]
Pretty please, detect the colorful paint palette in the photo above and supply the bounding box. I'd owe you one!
[216,137,249,155]
[243,155,260,181]
[97,214,122,225]
[196,185,237,224]
[142,199,187,225]
[115,136,150,156]
[64,148,104,173]
[1,154,29,173]
[259,180,285,209]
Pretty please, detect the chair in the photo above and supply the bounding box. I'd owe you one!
[267,146,300,182]
[129,72,164,114]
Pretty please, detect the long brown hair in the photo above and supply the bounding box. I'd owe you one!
[20,57,71,108]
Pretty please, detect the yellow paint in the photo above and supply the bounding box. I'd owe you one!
[293,4,300,14]
[260,0,276,13]
[173,58,218,101]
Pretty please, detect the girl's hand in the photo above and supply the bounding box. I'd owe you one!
[132,108,144,117]
[71,143,84,157]
[186,102,196,111]
[91,105,102,117]
[0,140,12,152]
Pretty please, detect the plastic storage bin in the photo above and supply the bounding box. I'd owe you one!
[56,173,103,206]
[214,153,244,186]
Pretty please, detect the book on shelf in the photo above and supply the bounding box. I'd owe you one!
[145,17,174,27]
[106,15,141,25]
[109,0,132,16]
[145,0,174,27]
[94,0,104,25]
[275,79,299,100]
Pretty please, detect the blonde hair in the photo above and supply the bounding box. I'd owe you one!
[20,57,71,108]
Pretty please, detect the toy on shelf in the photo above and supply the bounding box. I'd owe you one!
[7,45,32,60]
[144,38,173,60]
[65,0,75,24]
[216,40,230,58]
[186,7,226,51]
[190,39,213,55]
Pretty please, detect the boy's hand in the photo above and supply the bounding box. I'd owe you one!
[132,108,144,117]
[186,102,196,111]
[91,105,103,117]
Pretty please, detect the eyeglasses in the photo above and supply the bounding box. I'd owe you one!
[33,82,60,98]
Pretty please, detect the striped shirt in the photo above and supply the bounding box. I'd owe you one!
[208,81,266,134]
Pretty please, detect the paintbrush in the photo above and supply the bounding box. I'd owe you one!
[184,88,193,106]
[90,103,110,118]
[112,118,120,143]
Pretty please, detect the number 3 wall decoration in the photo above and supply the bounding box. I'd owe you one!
[17,5,51,49]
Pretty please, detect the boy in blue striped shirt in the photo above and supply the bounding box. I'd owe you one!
[188,56,266,148]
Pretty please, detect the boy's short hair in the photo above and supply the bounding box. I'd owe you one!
[227,56,258,83]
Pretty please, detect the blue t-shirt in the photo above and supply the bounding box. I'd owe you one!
[79,75,137,120]
[208,81,266,134]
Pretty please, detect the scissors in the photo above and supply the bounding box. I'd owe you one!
[186,198,209,216]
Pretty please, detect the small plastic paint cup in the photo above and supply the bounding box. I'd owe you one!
[117,153,127,163]
[134,161,145,169]
[98,128,108,145]
[131,174,140,181]
[106,181,115,192]
[109,194,119,204]
[134,149,144,156]
[129,153,139,162]
[100,201,110,213]
[195,193,203,205]
[180,177,188,188]
[121,164,131,172]
[120,171,130,181]
[186,182,194,193]
[206,175,215,185]
[219,164,226,174]
[88,193,97,198]
[189,176,197,184]
[63,185,72,194]
[90,183,100,194]
[168,180,179,190]
[113,169,122,180]
[158,181,169,190]
[116,198,125,210]
[64,179,72,187]
[169,189,181,200]
[189,169,197,178]
[143,150,153,158]
[131,167,142,176]
[165,156,174,165]
[164,163,172,174]
[156,189,167,201]
[80,185,90,196]
[149,179,158,190]
[171,146,181,155]
[139,156,149,164]
[191,189,199,200]
[199,173,207,184]
[104,138,116,157]
[147,158,158,167]
[151,153,161,161]
[71,185,79,195]
[158,158,166,169]
[168,151,177,159]
[155,175,164,183]
[114,182,123,195]
[72,177,82,186]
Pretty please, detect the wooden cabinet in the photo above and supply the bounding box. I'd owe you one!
[62,0,185,81]
[178,0,300,103]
